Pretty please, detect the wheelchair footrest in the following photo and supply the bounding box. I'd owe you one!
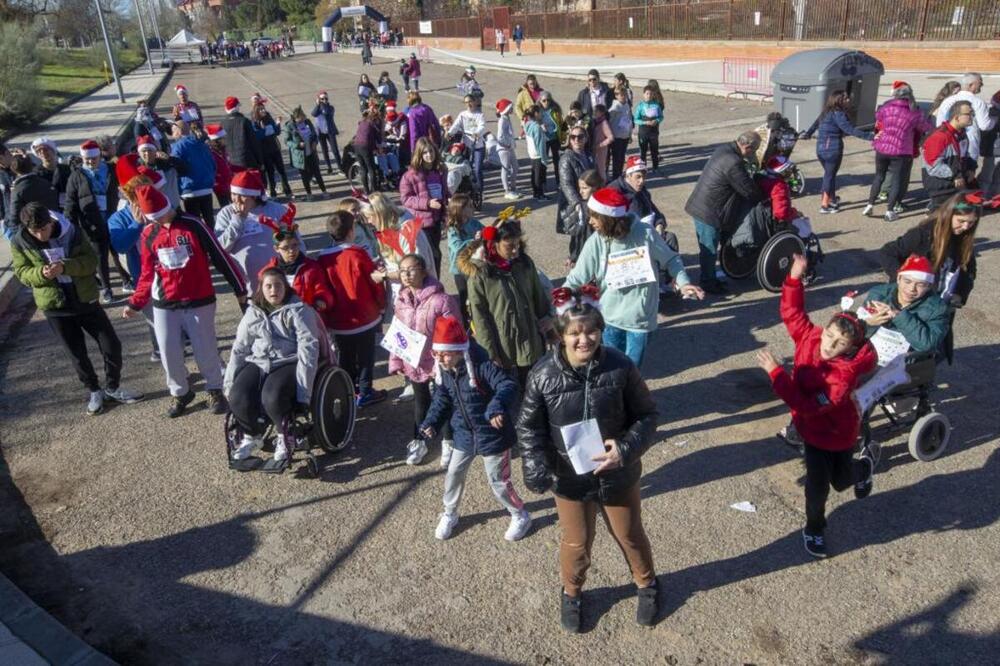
[229,456,264,472]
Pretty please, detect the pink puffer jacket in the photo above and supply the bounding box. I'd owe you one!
[387,278,459,383]
[873,98,934,157]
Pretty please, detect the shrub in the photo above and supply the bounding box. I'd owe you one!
[0,23,43,126]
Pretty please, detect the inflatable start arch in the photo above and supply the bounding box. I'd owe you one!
[320,5,389,53]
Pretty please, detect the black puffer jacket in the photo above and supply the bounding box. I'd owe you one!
[64,164,118,241]
[683,142,761,231]
[517,345,658,503]
[6,173,59,234]
[221,111,264,169]
[557,149,594,234]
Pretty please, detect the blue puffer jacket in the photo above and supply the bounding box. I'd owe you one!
[419,342,519,455]
[107,205,144,279]
[804,110,873,156]
[170,134,217,197]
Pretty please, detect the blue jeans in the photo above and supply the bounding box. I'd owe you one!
[693,218,721,285]
[471,146,485,192]
[817,150,844,199]
[603,326,648,368]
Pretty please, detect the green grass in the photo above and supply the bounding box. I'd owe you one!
[36,48,146,110]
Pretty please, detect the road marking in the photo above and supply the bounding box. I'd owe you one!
[429,48,717,72]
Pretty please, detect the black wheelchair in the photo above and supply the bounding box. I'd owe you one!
[859,351,952,465]
[719,203,823,293]
[225,363,357,477]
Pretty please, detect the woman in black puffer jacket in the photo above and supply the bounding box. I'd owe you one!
[517,297,659,633]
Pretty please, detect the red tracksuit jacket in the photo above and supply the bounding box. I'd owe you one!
[316,243,386,334]
[768,277,877,451]
[130,213,247,310]
[261,255,337,313]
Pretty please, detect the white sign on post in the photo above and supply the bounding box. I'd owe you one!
[419,21,433,35]
[754,11,762,25]
[951,6,965,25]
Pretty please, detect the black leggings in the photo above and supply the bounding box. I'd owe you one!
[423,222,443,277]
[318,133,343,172]
[262,150,292,198]
[610,137,629,181]
[183,194,215,226]
[45,307,122,392]
[453,272,471,327]
[638,125,659,170]
[354,145,378,195]
[335,327,376,395]
[228,363,298,436]
[868,153,913,209]
[299,153,326,196]
[547,138,560,174]
[804,444,866,531]
[412,380,452,440]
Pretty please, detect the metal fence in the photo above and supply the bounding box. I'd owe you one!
[399,0,1000,42]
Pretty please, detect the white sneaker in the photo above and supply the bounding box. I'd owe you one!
[435,512,458,540]
[273,435,290,462]
[883,210,899,222]
[504,510,533,542]
[406,439,428,465]
[503,191,521,200]
[86,390,104,415]
[440,439,454,468]
[104,386,145,404]
[396,382,415,403]
[861,204,874,217]
[234,434,263,460]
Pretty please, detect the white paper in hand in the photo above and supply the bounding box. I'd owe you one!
[559,419,606,475]
[730,501,757,513]
[380,317,428,368]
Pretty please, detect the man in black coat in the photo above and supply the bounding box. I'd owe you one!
[6,154,59,238]
[576,69,613,124]
[683,131,763,293]
[220,96,263,170]
[31,138,72,209]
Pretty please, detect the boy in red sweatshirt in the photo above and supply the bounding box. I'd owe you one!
[757,155,802,224]
[317,210,387,408]
[756,254,877,558]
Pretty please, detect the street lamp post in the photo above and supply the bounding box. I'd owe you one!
[134,0,155,75]
[94,0,126,103]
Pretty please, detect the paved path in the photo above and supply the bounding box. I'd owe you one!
[1,52,997,663]
[0,65,172,316]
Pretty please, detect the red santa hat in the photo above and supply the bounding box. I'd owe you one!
[624,155,647,175]
[137,165,165,190]
[224,96,240,114]
[135,184,172,221]
[115,153,141,185]
[230,169,265,198]
[385,100,397,110]
[898,254,935,284]
[891,80,908,90]
[386,110,399,122]
[79,140,101,159]
[587,187,629,217]
[495,98,513,115]
[431,316,478,388]
[136,135,157,152]
[175,84,188,96]
[205,123,226,140]
[766,155,794,174]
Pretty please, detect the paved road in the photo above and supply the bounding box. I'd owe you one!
[1,52,998,664]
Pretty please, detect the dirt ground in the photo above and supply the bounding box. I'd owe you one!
[0,51,998,665]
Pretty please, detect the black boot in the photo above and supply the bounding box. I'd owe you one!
[636,578,659,626]
[560,590,581,633]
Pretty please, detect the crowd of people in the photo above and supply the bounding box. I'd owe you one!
[1,55,997,634]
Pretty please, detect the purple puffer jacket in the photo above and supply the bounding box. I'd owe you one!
[388,278,458,383]
[399,167,450,228]
[874,99,934,157]
[407,103,440,152]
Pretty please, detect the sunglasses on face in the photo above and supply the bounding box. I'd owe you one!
[588,78,598,82]
[570,134,586,140]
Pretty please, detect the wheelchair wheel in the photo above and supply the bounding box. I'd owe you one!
[309,366,357,453]
[471,185,483,211]
[719,241,758,280]
[907,412,951,462]
[224,411,241,460]
[756,231,806,293]
[347,162,363,191]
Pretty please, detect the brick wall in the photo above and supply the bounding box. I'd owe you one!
[420,37,1000,73]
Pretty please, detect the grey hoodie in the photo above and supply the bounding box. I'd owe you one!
[223,297,323,404]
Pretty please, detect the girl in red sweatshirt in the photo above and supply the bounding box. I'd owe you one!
[756,253,877,558]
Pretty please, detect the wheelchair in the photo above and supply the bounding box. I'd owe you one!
[719,204,823,293]
[859,351,952,464]
[342,143,392,194]
[225,363,357,477]
[444,143,483,210]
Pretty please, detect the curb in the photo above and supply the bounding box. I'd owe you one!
[0,573,116,665]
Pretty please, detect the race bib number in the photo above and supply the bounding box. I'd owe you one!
[644,107,658,119]
[42,247,66,264]
[604,246,657,291]
[181,107,199,122]
[427,183,443,200]
[558,419,605,475]
[95,195,108,211]
[157,244,191,270]
[380,317,428,368]
[870,327,910,366]
[241,216,264,237]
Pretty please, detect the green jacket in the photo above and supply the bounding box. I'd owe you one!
[11,215,99,311]
[458,240,550,369]
[283,119,318,170]
[865,283,950,354]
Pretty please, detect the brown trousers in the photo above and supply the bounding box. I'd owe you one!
[554,483,656,597]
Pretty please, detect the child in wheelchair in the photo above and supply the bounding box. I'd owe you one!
[224,268,325,473]
[756,254,877,558]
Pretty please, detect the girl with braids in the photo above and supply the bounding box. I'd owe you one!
[756,254,877,558]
